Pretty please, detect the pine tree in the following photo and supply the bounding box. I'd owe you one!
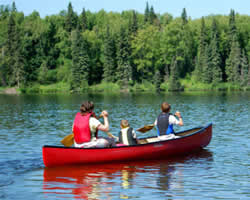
[71,27,89,92]
[240,50,249,86]
[13,26,25,87]
[210,19,222,84]
[154,70,161,93]
[194,17,206,80]
[144,2,150,24]
[116,26,132,88]
[169,57,181,91]
[80,8,87,31]
[225,36,241,83]
[164,64,170,82]
[103,25,116,82]
[128,10,138,83]
[38,60,48,84]
[181,8,188,25]
[65,2,77,32]
[6,13,17,85]
[11,1,17,12]
[149,6,157,25]
[129,10,138,37]
[226,9,238,57]
[229,9,237,41]
[202,44,212,83]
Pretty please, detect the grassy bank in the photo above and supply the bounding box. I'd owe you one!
[20,82,70,94]
[180,78,250,92]
[1,80,249,94]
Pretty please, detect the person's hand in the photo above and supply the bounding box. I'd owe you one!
[175,111,182,118]
[101,110,109,117]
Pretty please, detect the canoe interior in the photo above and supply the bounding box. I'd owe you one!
[138,127,202,144]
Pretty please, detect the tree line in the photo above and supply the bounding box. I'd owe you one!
[0,2,250,92]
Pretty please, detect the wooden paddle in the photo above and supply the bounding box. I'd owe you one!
[136,124,155,133]
[61,133,74,147]
[60,114,102,147]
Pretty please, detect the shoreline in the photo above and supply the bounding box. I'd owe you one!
[1,86,249,95]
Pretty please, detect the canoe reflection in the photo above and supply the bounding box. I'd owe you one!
[43,149,213,199]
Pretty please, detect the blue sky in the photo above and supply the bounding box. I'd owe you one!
[1,0,250,19]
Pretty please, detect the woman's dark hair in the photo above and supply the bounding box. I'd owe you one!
[80,101,94,115]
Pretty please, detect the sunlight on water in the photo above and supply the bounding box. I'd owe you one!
[0,92,250,199]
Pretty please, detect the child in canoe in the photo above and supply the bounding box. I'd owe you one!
[117,120,139,146]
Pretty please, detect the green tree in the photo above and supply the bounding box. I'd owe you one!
[65,2,77,32]
[5,13,17,85]
[181,8,188,25]
[79,8,87,31]
[229,9,237,41]
[45,20,59,69]
[240,49,249,86]
[116,26,132,88]
[144,2,150,24]
[83,30,103,85]
[131,25,161,82]
[13,26,25,87]
[149,6,157,25]
[202,44,212,83]
[102,25,116,82]
[169,56,181,91]
[11,1,17,12]
[71,27,89,92]
[194,17,207,80]
[210,18,222,83]
[128,10,138,37]
[225,36,241,83]
[38,60,48,84]
[154,70,161,93]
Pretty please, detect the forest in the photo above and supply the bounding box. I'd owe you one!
[0,2,250,93]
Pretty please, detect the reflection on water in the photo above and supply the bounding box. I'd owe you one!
[0,92,250,199]
[43,150,213,199]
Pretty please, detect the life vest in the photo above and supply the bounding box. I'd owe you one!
[156,113,174,136]
[119,127,137,145]
[73,112,92,144]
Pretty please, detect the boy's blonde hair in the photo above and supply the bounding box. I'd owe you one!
[120,120,129,128]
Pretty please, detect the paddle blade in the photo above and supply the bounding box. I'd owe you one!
[61,133,74,147]
[136,124,155,133]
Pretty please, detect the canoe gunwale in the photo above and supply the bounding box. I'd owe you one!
[43,123,212,150]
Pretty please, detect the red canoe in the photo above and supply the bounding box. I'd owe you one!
[43,123,212,167]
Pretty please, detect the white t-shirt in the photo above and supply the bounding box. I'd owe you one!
[154,115,180,126]
[89,117,101,138]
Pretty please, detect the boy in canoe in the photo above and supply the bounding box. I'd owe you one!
[155,102,183,140]
[118,120,139,146]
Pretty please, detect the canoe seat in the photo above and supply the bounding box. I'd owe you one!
[146,137,160,143]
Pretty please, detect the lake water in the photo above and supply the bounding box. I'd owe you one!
[0,92,249,199]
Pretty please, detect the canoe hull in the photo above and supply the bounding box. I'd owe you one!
[43,123,212,167]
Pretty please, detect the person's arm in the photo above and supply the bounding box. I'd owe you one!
[97,110,109,132]
[174,111,183,126]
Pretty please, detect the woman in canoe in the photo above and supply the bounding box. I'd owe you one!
[155,102,183,139]
[73,101,115,148]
